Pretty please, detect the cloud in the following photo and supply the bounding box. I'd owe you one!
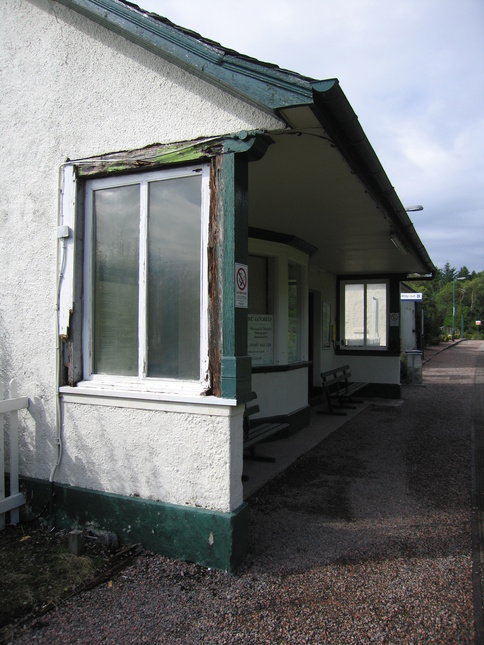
[136,0,484,271]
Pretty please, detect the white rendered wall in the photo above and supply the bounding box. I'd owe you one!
[332,355,400,385]
[252,369,308,418]
[0,0,283,512]
[60,397,245,512]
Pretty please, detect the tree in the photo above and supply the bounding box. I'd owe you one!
[441,262,457,284]
[409,266,484,343]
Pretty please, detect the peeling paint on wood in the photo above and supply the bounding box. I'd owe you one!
[76,138,225,177]
[208,156,223,397]
[72,132,270,177]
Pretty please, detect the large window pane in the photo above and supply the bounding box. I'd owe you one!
[366,283,387,346]
[248,255,274,365]
[343,282,387,348]
[93,185,139,375]
[344,283,365,346]
[148,176,201,379]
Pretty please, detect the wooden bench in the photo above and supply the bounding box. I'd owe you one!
[318,365,366,416]
[243,394,289,462]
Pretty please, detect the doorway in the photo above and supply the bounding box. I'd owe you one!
[308,291,321,403]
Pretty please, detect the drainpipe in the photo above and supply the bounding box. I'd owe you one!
[51,169,70,520]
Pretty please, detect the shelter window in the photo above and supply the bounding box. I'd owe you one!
[248,255,275,365]
[341,280,388,349]
[248,239,309,366]
[82,165,210,388]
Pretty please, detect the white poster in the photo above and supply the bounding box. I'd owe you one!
[248,315,273,365]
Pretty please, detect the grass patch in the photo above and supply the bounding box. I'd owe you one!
[0,522,116,636]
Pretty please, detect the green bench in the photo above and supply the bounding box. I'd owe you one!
[243,394,289,462]
[318,365,366,416]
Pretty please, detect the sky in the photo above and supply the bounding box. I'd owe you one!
[135,0,483,273]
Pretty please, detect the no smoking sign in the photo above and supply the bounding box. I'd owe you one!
[235,263,248,308]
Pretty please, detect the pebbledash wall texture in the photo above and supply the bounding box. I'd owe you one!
[0,0,283,570]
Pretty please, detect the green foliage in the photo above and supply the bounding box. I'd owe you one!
[411,266,484,343]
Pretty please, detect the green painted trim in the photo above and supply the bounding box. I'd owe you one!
[252,361,311,374]
[219,153,236,358]
[221,356,253,402]
[216,153,254,402]
[20,478,249,573]
[279,405,311,437]
[252,405,311,439]
[223,133,273,161]
[56,0,314,111]
[310,383,401,401]
[335,350,401,358]
[358,383,402,399]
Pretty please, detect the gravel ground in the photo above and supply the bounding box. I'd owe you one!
[12,341,482,644]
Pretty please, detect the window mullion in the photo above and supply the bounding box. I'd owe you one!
[139,181,149,378]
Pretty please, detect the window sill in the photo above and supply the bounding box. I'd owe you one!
[59,385,238,414]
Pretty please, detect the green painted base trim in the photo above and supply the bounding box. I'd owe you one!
[221,355,253,401]
[252,361,311,374]
[359,383,402,399]
[310,383,402,401]
[255,405,311,439]
[20,477,249,573]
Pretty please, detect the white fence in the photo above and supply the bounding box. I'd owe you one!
[1,379,28,528]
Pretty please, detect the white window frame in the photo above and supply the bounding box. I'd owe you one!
[340,279,389,350]
[82,164,210,395]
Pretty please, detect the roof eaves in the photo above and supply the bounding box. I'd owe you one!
[55,0,316,112]
[310,80,436,276]
[54,0,435,276]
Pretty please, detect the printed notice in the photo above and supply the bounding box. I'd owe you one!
[390,312,400,327]
[235,263,248,308]
[248,315,273,365]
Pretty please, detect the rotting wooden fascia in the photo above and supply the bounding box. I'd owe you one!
[72,132,273,178]
[75,138,223,177]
